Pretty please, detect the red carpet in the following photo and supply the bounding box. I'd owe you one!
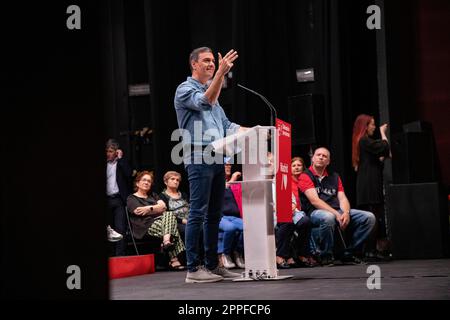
[109,254,155,279]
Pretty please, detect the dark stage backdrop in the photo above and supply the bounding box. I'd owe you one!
[415,0,450,188]
[103,0,387,199]
[2,0,449,299]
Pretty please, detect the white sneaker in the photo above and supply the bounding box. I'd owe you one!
[107,225,123,242]
[220,254,236,269]
[233,251,245,269]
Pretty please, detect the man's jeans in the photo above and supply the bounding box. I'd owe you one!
[310,209,376,258]
[218,216,244,255]
[185,164,225,272]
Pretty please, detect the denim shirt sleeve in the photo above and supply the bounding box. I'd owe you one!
[175,83,212,112]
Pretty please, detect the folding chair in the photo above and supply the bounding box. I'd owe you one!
[125,206,140,255]
[125,207,171,269]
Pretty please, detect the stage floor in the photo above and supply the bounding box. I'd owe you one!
[110,259,450,300]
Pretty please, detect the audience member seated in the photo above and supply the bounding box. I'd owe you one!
[291,195,319,267]
[218,162,245,269]
[275,222,297,269]
[291,157,319,267]
[264,152,296,269]
[105,138,132,256]
[127,171,186,270]
[299,147,376,266]
[159,171,190,241]
[107,225,123,242]
[274,198,317,269]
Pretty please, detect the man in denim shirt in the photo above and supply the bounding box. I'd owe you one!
[175,47,247,283]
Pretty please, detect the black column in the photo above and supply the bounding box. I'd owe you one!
[1,1,108,299]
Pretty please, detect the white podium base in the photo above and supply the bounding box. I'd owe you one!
[232,271,293,282]
[233,275,293,282]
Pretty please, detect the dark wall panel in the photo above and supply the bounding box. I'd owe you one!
[388,183,449,259]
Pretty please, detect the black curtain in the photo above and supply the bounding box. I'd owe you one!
[230,0,295,126]
[102,0,131,158]
[107,0,383,201]
[2,0,434,299]
[142,0,191,191]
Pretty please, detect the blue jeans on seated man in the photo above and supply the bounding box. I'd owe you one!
[217,216,244,255]
[185,164,225,272]
[310,209,376,259]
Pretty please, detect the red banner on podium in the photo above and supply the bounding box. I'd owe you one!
[276,118,292,223]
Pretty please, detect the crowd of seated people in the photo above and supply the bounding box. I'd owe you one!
[106,138,384,271]
[127,171,186,270]
[275,155,318,269]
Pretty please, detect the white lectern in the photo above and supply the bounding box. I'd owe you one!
[211,126,293,281]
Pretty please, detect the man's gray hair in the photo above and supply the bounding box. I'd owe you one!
[189,47,213,71]
[106,138,120,150]
[313,146,331,158]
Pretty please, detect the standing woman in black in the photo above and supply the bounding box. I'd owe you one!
[352,114,390,259]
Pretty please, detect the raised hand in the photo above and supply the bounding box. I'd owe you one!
[379,123,388,134]
[204,49,239,105]
[379,123,389,142]
[217,49,238,76]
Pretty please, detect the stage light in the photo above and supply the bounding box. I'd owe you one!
[296,68,315,82]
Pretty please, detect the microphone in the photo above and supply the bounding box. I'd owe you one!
[237,84,278,127]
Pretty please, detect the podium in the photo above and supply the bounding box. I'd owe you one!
[212,125,292,281]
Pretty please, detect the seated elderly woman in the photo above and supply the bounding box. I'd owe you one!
[127,171,185,270]
[158,171,190,242]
